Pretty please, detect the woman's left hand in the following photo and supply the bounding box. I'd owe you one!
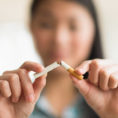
[70,59,118,118]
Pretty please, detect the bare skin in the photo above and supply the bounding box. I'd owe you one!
[0,0,118,118]
[31,1,118,116]
[0,61,47,118]
[71,59,118,118]
[1,60,118,118]
[31,1,95,116]
[44,71,78,116]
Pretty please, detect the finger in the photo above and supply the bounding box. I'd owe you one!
[0,79,11,98]
[70,74,90,97]
[99,65,118,91]
[21,61,47,102]
[75,60,91,75]
[108,72,118,89]
[3,74,21,103]
[17,69,35,103]
[70,74,106,112]
[3,71,14,75]
[70,74,100,104]
[89,59,113,86]
[20,61,44,73]
[2,61,45,103]
[33,74,47,102]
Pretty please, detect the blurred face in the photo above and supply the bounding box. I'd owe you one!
[31,0,95,68]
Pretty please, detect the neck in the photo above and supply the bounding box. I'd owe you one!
[43,70,78,116]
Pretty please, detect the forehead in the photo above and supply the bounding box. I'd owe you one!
[35,0,90,20]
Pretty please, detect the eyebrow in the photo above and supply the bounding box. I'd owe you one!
[38,10,79,23]
[38,11,54,18]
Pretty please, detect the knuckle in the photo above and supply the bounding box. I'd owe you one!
[18,69,27,75]
[23,61,31,66]
[6,93,11,98]
[0,81,11,97]
[25,85,33,94]
[99,84,108,91]
[109,75,117,83]
[13,92,20,98]
[3,71,10,75]
[91,59,101,69]
[5,90,11,98]
[12,87,21,98]
[99,69,108,77]
[9,74,19,81]
[101,86,108,91]
[0,80,9,88]
[110,85,117,89]
[24,81,33,90]
[92,79,98,85]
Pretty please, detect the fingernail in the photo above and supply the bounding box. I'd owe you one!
[79,69,84,74]
[42,74,47,78]
[75,69,83,74]
[27,94,35,102]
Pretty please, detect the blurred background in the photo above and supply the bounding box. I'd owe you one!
[0,0,118,74]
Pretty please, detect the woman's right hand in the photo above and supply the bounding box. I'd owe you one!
[0,61,47,118]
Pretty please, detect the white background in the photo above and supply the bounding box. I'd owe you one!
[0,0,118,75]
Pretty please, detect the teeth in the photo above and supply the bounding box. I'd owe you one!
[60,61,71,70]
[34,62,60,79]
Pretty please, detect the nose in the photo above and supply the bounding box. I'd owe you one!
[53,26,70,46]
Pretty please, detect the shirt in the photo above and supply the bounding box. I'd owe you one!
[29,94,99,118]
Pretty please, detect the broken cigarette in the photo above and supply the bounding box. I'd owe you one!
[34,62,60,79]
[60,61,83,80]
[34,61,83,80]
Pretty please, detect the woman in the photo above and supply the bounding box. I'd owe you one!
[0,0,118,118]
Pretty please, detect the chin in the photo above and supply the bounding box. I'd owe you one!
[43,56,79,68]
[50,65,67,74]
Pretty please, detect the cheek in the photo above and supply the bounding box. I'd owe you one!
[71,19,95,59]
[33,29,52,53]
[71,33,94,60]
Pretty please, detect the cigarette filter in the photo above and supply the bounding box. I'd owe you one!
[60,61,83,80]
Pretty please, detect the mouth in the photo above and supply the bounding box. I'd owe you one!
[50,52,68,60]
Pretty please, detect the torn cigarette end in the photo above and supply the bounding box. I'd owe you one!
[34,62,60,79]
[60,61,83,80]
[34,60,83,80]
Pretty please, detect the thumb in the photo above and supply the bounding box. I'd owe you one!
[72,60,93,99]
[71,75,102,109]
[72,60,96,100]
[33,75,47,102]
[71,75,92,98]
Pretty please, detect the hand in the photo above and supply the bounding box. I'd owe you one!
[0,61,47,118]
[70,59,118,118]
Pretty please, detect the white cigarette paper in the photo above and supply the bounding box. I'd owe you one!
[34,62,60,79]
[60,61,71,70]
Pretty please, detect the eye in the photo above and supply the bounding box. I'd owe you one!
[69,24,78,31]
[39,22,54,29]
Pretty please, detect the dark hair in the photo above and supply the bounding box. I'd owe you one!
[31,0,104,59]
